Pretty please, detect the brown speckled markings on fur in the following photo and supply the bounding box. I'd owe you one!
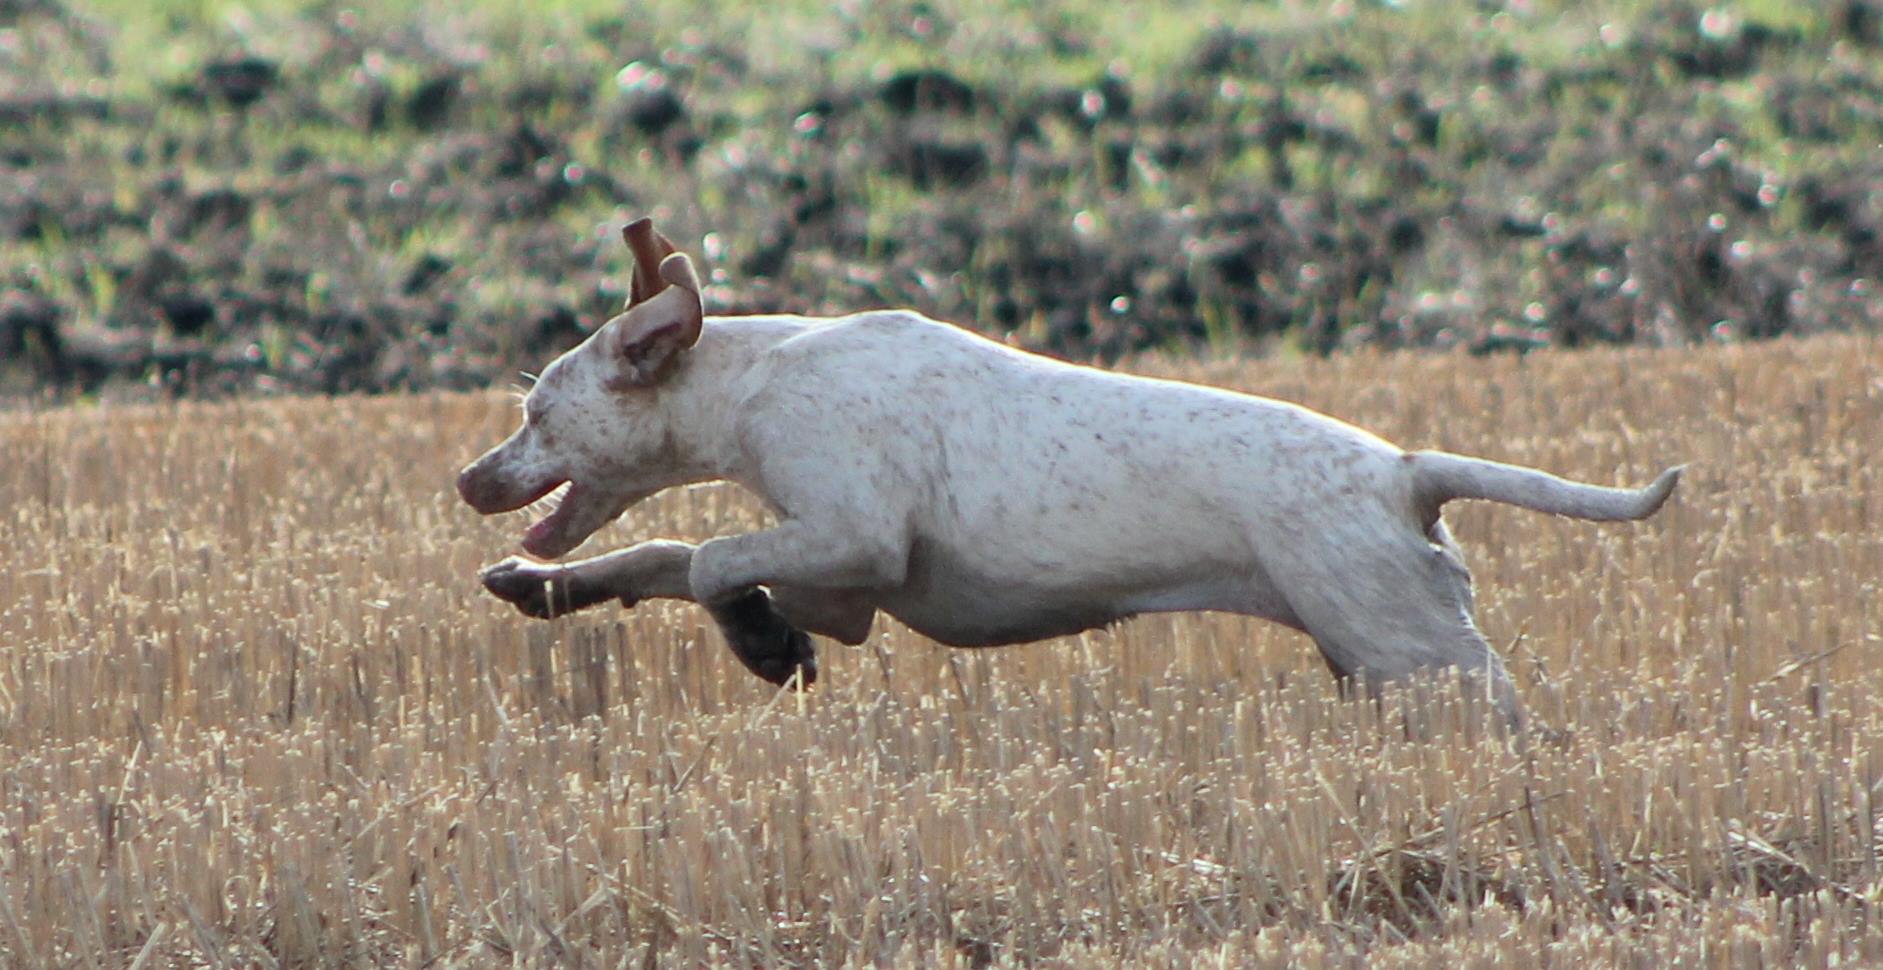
[458,220,1682,724]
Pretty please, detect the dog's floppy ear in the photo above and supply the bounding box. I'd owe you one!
[606,252,705,388]
[622,218,680,308]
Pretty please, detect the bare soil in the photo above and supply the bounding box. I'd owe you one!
[2,0,1880,398]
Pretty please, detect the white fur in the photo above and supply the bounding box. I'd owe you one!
[459,306,1680,724]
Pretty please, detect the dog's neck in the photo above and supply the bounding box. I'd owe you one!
[651,314,816,489]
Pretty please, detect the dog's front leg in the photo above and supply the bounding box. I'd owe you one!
[690,522,903,686]
[480,537,833,689]
[690,522,906,606]
[481,540,695,619]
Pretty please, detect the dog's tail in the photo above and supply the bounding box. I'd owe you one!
[1408,451,1682,526]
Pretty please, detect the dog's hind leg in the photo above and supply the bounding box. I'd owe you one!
[1265,520,1520,729]
[1426,518,1474,612]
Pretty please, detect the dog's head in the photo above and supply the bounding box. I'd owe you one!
[456,218,705,559]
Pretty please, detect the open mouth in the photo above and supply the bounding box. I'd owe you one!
[513,480,648,560]
[520,480,582,558]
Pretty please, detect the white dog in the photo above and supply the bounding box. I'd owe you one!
[458,219,1680,724]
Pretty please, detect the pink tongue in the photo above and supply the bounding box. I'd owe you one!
[520,481,582,558]
[522,514,559,557]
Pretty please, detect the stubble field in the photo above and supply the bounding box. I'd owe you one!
[1,333,1879,967]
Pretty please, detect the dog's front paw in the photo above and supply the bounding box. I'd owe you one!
[711,589,818,689]
[481,557,576,619]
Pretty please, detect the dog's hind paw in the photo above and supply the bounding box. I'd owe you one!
[711,589,819,689]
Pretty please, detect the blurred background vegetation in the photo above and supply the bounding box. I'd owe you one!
[1,0,1879,397]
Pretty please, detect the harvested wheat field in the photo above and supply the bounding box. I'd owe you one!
[0,333,1879,967]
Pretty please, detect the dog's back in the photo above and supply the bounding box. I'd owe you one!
[465,219,1679,727]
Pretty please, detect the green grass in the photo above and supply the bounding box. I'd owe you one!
[3,0,1878,397]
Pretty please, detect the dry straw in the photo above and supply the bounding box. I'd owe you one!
[0,335,1878,967]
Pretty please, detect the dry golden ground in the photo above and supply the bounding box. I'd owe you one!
[1,334,1879,967]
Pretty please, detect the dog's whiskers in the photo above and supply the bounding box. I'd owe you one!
[508,373,540,406]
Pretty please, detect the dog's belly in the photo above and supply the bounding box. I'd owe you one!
[870,539,1299,647]
[875,582,1127,647]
